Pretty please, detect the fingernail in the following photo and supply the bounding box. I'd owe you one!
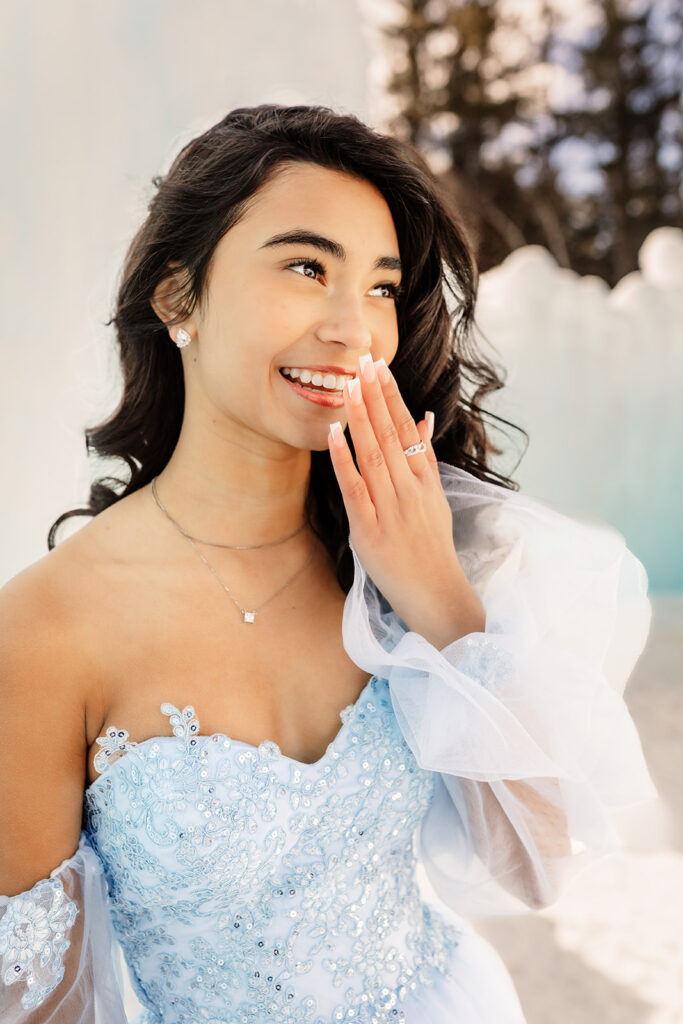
[359,352,375,382]
[329,420,344,447]
[374,357,390,384]
[347,377,363,405]
[426,410,435,439]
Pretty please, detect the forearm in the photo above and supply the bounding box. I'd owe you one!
[398,563,486,650]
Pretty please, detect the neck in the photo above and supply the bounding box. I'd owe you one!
[152,435,312,548]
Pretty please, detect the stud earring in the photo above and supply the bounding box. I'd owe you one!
[175,327,192,348]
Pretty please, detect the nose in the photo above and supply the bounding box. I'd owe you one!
[314,293,373,355]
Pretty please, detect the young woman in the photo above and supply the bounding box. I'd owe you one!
[0,104,657,1023]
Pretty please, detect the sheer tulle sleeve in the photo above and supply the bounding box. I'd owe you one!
[341,460,659,919]
[0,830,129,1022]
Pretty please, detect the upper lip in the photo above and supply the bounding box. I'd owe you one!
[279,364,357,376]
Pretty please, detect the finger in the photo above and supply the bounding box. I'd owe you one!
[368,357,431,488]
[416,415,441,484]
[327,420,377,536]
[343,368,399,519]
[356,354,423,499]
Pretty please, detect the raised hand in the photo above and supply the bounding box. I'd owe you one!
[327,353,485,648]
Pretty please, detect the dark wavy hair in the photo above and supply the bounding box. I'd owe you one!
[47,103,528,593]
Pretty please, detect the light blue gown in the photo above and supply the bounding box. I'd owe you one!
[0,462,659,1022]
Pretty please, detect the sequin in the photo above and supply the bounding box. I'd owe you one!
[84,677,463,1023]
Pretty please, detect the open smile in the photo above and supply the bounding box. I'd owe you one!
[278,368,349,408]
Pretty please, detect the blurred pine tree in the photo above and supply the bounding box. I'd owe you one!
[375,0,682,284]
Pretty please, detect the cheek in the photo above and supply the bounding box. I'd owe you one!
[262,294,309,337]
[379,337,399,368]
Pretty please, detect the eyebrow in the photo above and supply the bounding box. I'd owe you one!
[259,229,402,274]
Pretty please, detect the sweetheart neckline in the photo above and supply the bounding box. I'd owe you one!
[84,674,380,796]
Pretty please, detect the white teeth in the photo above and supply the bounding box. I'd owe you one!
[281,367,354,392]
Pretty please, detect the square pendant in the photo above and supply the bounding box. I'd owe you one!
[242,610,256,623]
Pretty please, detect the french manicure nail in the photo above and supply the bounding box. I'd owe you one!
[329,420,344,446]
[374,357,390,384]
[359,352,375,382]
[347,377,363,404]
[426,410,435,439]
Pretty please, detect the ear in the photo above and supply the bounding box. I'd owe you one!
[150,262,192,331]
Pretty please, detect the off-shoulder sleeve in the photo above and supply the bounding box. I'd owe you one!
[341,460,659,919]
[0,830,128,1022]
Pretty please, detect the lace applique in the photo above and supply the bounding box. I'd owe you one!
[92,705,207,778]
[84,677,464,1023]
[94,725,139,774]
[160,703,201,750]
[0,876,78,1009]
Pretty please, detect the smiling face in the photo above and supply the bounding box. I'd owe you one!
[154,161,403,453]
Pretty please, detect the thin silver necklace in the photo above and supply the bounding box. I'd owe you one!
[150,476,317,624]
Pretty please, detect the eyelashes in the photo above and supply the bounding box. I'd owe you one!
[285,257,404,302]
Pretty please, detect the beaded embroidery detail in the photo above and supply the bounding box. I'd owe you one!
[85,677,463,1023]
[160,703,201,749]
[92,705,199,778]
[93,725,139,774]
[0,876,78,1009]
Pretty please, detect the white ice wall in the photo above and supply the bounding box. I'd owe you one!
[474,227,683,592]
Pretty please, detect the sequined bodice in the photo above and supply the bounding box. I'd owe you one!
[83,675,463,1024]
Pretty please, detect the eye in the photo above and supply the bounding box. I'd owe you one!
[370,282,403,301]
[286,257,326,281]
[285,258,403,302]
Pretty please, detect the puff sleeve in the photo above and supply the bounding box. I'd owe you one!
[341,460,659,919]
[0,830,129,1022]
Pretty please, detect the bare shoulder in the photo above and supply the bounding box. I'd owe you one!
[0,531,101,720]
[0,500,124,641]
[0,492,148,732]
[0,542,87,660]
